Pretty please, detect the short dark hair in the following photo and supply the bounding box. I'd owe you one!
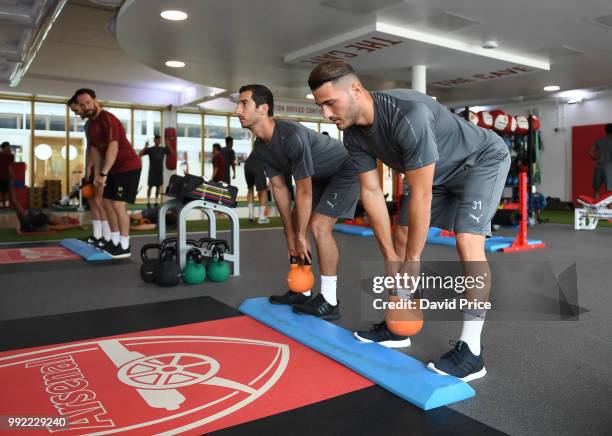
[67,95,77,106]
[154,134,161,140]
[74,88,96,100]
[212,143,222,152]
[225,136,233,145]
[238,84,274,116]
[1,141,10,150]
[605,123,612,134]
[308,60,358,91]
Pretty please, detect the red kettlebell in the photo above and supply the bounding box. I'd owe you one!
[287,255,315,293]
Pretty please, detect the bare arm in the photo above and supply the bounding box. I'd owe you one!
[589,144,598,161]
[359,169,397,260]
[138,141,149,157]
[101,141,118,174]
[403,163,434,261]
[270,174,297,255]
[293,176,313,259]
[90,147,102,179]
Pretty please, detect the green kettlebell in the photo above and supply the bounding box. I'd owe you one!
[183,249,206,284]
[207,241,230,282]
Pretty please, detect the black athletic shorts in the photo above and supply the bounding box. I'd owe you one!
[0,179,9,193]
[103,169,141,203]
[148,170,163,188]
[244,164,267,192]
[19,208,49,232]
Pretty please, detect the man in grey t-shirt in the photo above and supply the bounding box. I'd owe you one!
[309,60,510,382]
[589,123,612,198]
[235,84,359,320]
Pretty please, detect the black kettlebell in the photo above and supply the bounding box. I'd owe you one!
[154,245,181,287]
[140,243,161,283]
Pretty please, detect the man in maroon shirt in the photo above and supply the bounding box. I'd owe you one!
[0,141,15,208]
[211,143,226,183]
[75,88,142,258]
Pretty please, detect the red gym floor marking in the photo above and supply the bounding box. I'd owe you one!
[0,316,373,435]
[0,246,80,264]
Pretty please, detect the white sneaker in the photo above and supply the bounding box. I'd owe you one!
[257,217,270,224]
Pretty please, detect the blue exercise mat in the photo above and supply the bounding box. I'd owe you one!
[239,297,475,410]
[60,239,112,261]
[426,228,542,252]
[333,223,374,236]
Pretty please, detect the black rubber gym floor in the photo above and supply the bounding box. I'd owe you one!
[1,224,611,435]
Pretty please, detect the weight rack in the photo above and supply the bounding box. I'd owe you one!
[157,198,240,276]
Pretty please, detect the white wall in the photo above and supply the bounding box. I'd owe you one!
[493,90,612,201]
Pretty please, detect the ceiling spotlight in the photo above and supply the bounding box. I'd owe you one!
[161,10,188,21]
[482,40,498,49]
[306,94,314,100]
[543,85,560,92]
[165,60,185,68]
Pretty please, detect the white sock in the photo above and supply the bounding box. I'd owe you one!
[92,220,102,239]
[258,207,266,219]
[111,231,120,245]
[102,221,111,241]
[248,203,254,218]
[320,275,337,306]
[459,312,485,356]
[120,236,130,250]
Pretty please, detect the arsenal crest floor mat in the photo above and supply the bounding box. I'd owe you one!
[0,297,503,435]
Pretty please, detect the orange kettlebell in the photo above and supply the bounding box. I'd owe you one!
[287,255,315,293]
[81,184,95,199]
[385,295,424,336]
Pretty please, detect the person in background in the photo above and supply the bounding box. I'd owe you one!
[211,143,226,183]
[589,123,612,199]
[244,144,270,223]
[221,136,236,185]
[76,88,142,259]
[12,200,82,233]
[139,134,169,207]
[67,96,111,246]
[0,141,15,209]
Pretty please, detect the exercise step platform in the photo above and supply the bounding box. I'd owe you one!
[60,239,112,261]
[239,297,475,410]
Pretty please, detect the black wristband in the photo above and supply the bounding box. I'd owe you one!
[99,172,107,177]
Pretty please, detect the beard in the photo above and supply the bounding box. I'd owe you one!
[84,107,97,119]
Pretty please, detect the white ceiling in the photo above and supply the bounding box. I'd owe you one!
[10,0,193,100]
[6,0,612,108]
[113,0,612,106]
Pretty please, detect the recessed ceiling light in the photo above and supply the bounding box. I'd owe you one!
[161,10,188,21]
[482,40,498,49]
[306,94,314,99]
[165,60,185,68]
[543,85,560,92]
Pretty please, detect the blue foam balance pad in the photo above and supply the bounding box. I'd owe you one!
[60,239,112,261]
[239,297,475,410]
[426,228,542,252]
[333,223,374,236]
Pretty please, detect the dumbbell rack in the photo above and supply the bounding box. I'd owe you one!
[157,198,240,276]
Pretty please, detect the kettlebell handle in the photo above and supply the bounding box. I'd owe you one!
[289,253,312,266]
[140,243,161,262]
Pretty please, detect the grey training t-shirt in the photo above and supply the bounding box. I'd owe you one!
[255,119,350,180]
[593,136,612,168]
[343,90,505,185]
